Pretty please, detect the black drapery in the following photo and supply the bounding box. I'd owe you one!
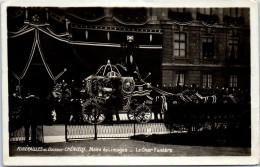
[8,27,162,97]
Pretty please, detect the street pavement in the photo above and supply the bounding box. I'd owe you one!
[10,139,250,156]
[9,119,250,157]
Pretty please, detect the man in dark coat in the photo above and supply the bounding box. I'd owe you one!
[69,79,82,123]
[22,89,42,144]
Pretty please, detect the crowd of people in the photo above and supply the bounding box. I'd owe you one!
[9,79,250,129]
[10,80,250,110]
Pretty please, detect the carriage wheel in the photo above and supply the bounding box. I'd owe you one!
[82,103,106,124]
[127,104,152,123]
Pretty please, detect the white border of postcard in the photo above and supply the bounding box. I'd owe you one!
[1,0,259,165]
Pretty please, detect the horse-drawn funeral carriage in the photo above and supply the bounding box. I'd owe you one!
[81,60,154,124]
[50,59,241,125]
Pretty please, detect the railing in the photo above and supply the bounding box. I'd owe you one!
[164,103,251,132]
[9,107,44,143]
[9,125,44,143]
[65,103,250,141]
[10,103,250,143]
[65,112,177,141]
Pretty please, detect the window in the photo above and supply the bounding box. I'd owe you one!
[176,73,185,86]
[202,36,214,58]
[203,74,213,88]
[199,8,214,15]
[171,8,185,12]
[177,8,184,12]
[205,8,211,15]
[174,33,186,58]
[229,75,238,87]
[228,38,239,60]
[230,8,239,17]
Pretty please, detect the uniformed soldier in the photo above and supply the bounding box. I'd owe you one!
[22,89,42,144]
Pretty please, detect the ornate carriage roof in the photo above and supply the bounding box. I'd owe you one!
[95,60,121,78]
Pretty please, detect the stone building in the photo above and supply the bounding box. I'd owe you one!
[8,7,250,91]
[159,8,250,89]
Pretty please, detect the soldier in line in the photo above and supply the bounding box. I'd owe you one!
[68,79,82,123]
[153,96,164,122]
[21,89,42,144]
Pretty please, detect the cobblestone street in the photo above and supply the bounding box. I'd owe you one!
[10,139,250,156]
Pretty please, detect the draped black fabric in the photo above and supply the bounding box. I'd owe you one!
[38,30,71,77]
[8,30,161,94]
[8,30,161,95]
[135,49,161,85]
[8,31,35,76]
[113,8,148,24]
[67,8,105,21]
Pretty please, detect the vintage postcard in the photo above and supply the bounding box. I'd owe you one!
[1,0,259,166]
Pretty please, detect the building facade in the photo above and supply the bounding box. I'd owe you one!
[8,7,250,90]
[159,8,250,90]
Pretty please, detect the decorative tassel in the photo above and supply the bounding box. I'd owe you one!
[130,55,133,64]
[25,8,28,20]
[65,19,70,32]
[46,8,49,21]
[85,30,88,40]
[107,31,110,41]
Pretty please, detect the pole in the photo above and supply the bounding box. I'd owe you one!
[65,122,68,142]
[94,109,97,140]
[133,109,136,136]
[41,125,44,143]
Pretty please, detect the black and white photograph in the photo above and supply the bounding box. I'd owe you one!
[1,0,259,166]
